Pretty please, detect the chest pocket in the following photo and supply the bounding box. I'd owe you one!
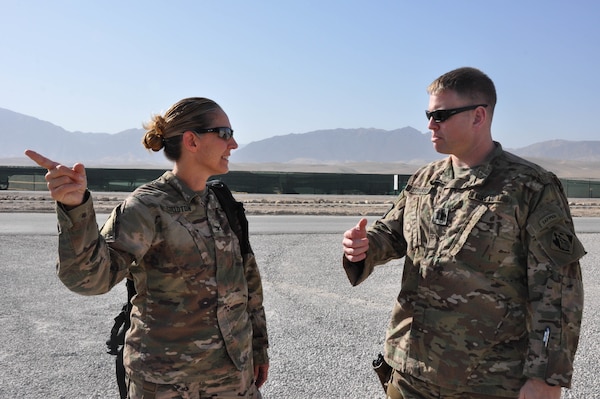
[447,193,522,276]
[407,187,521,274]
[448,204,488,257]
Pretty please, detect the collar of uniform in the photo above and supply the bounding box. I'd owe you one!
[161,171,202,205]
[435,142,503,189]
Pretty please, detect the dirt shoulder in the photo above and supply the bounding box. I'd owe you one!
[1,191,600,217]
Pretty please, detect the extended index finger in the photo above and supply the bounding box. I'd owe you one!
[24,149,60,170]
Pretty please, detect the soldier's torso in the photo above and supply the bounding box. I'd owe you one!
[116,174,252,384]
[388,155,543,393]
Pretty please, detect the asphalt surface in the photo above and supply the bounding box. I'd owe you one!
[0,215,598,399]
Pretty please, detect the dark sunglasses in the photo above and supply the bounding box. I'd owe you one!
[193,127,234,140]
[425,104,488,123]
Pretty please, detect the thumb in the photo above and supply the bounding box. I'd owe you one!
[354,218,368,237]
[72,163,87,181]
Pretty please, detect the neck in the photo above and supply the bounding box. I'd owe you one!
[172,164,209,192]
[452,140,496,168]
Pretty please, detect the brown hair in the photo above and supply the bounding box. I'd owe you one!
[142,97,223,161]
[427,67,497,116]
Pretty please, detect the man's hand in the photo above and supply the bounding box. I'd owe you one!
[254,363,269,388]
[24,149,87,207]
[342,218,369,262]
[519,378,561,399]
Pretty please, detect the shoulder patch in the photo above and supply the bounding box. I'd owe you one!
[538,212,560,229]
[551,230,575,254]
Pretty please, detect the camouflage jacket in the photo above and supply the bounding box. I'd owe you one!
[344,143,585,396]
[55,172,269,384]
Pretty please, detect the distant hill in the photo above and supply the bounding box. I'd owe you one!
[2,107,600,178]
[511,140,600,162]
[0,108,168,168]
[229,127,440,164]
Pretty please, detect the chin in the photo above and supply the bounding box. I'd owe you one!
[432,142,450,155]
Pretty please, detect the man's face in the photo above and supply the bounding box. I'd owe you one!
[426,90,480,158]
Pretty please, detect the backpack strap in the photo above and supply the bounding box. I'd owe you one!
[110,278,135,399]
[208,179,252,255]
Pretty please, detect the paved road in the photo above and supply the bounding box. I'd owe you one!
[0,215,598,398]
[2,213,600,234]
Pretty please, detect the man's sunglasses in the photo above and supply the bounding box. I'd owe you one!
[193,127,234,140]
[425,104,488,123]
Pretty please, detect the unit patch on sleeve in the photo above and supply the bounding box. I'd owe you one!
[551,230,574,254]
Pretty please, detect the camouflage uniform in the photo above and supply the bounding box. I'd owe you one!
[344,143,585,397]
[55,172,268,396]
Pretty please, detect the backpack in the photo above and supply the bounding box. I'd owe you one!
[105,180,251,399]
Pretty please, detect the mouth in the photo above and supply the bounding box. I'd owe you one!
[431,130,443,139]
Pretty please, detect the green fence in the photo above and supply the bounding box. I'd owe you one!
[561,179,600,198]
[1,166,599,198]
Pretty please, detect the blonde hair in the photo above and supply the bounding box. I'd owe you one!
[142,97,223,160]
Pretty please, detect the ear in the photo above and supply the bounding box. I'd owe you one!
[181,131,200,152]
[472,106,487,128]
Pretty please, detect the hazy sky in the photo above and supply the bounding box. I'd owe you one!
[1,1,598,148]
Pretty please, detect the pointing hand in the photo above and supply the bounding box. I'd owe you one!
[24,149,87,207]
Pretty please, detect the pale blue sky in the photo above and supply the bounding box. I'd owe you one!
[1,0,598,148]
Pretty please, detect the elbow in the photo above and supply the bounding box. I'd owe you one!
[56,265,111,296]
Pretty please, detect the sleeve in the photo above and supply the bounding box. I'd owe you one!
[55,192,144,296]
[244,251,269,366]
[343,190,408,286]
[522,180,586,387]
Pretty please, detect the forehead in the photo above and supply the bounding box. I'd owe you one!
[209,109,231,127]
[428,90,465,110]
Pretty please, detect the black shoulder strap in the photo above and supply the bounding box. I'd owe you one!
[208,179,252,255]
[108,278,135,399]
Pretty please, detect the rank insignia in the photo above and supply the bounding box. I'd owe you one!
[432,207,449,226]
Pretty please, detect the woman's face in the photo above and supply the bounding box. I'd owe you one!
[192,109,238,177]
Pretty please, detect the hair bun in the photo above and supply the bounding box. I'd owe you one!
[142,115,167,152]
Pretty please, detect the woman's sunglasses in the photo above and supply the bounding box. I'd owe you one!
[193,127,234,140]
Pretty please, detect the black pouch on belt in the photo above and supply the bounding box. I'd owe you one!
[372,353,393,394]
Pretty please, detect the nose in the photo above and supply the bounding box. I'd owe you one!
[229,137,238,149]
[427,117,439,131]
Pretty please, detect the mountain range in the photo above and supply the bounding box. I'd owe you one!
[2,107,599,179]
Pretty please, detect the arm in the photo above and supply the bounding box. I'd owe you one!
[522,182,586,389]
[55,193,133,295]
[25,149,144,295]
[342,192,408,286]
[25,149,132,294]
[244,251,269,387]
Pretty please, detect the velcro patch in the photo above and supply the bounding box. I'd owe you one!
[162,205,192,214]
[538,212,560,229]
